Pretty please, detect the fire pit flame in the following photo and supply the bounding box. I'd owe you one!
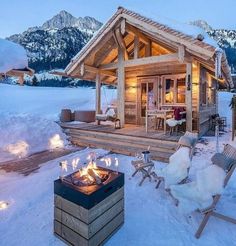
[71,161,110,186]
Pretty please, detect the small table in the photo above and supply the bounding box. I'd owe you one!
[146,109,173,133]
[131,159,156,186]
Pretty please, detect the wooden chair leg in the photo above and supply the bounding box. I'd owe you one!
[156,179,162,189]
[132,169,139,177]
[195,212,212,239]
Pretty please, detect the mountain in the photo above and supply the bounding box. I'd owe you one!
[190,20,236,72]
[7,11,102,72]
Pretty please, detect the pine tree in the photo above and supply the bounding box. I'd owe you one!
[31,75,38,86]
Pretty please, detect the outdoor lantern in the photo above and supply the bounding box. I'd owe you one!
[0,201,9,210]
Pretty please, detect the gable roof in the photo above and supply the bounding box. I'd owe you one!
[65,6,233,88]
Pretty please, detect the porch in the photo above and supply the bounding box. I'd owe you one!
[60,122,182,162]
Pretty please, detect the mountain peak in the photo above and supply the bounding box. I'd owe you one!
[42,10,77,30]
[189,20,213,32]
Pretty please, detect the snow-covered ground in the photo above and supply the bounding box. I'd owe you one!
[0,84,116,162]
[0,84,236,245]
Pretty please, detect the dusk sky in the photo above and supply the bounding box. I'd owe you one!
[0,0,235,38]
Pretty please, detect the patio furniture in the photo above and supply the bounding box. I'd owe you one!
[74,110,95,123]
[131,159,156,186]
[166,108,186,135]
[60,109,72,122]
[194,144,236,238]
[209,114,227,132]
[154,132,198,190]
[146,109,173,133]
[96,106,120,128]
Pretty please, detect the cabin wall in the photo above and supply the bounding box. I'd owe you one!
[198,66,217,136]
[125,77,138,124]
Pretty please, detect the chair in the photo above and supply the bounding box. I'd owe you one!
[195,144,236,238]
[155,132,198,189]
[96,106,121,129]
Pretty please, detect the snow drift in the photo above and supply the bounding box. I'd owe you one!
[0,38,28,73]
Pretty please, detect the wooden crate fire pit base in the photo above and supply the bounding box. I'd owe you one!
[54,187,124,246]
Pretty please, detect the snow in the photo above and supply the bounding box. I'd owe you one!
[0,85,236,245]
[128,8,218,48]
[0,84,116,162]
[0,38,28,73]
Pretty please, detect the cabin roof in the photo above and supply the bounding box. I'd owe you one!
[65,6,233,88]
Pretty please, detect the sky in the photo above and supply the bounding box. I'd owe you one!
[0,0,235,38]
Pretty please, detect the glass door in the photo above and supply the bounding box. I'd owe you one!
[138,77,159,125]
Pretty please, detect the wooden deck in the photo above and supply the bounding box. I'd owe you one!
[60,122,182,162]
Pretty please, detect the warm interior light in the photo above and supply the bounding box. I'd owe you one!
[0,201,9,210]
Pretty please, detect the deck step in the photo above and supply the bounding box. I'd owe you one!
[70,136,172,163]
[67,129,178,150]
[69,134,175,154]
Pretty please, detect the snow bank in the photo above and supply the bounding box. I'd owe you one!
[0,38,28,73]
[0,84,116,162]
[171,165,226,213]
[0,114,67,161]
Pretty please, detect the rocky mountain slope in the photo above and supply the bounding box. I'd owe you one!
[7,11,102,72]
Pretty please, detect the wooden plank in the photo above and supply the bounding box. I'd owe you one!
[55,199,124,239]
[55,211,124,246]
[54,187,124,224]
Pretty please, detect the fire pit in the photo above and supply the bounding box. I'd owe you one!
[54,159,124,246]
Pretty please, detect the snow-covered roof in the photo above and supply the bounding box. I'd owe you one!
[0,38,28,73]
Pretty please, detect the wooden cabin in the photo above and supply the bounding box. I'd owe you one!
[61,7,233,161]
[0,67,34,85]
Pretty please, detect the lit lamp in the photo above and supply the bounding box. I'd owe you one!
[0,201,9,210]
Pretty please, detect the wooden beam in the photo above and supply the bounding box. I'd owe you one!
[85,65,117,78]
[145,40,152,57]
[114,28,128,60]
[96,72,101,116]
[99,53,178,70]
[133,35,139,59]
[178,45,185,63]
[186,62,193,131]
[120,18,126,35]
[117,46,125,127]
[126,23,149,45]
[18,75,24,86]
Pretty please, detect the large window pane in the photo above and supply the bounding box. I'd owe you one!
[165,79,174,104]
[177,78,185,103]
[141,83,147,117]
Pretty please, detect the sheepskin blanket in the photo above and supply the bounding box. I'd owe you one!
[170,165,226,213]
[157,147,191,188]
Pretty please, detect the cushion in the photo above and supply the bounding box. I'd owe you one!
[106,108,116,117]
[211,153,233,171]
[178,136,196,148]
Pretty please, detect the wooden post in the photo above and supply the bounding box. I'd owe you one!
[117,46,125,127]
[96,72,101,120]
[145,40,152,57]
[18,75,24,86]
[133,36,139,59]
[186,62,192,132]
[232,95,236,141]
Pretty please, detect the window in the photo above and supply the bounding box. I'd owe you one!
[165,79,174,104]
[176,78,186,103]
[163,76,186,104]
